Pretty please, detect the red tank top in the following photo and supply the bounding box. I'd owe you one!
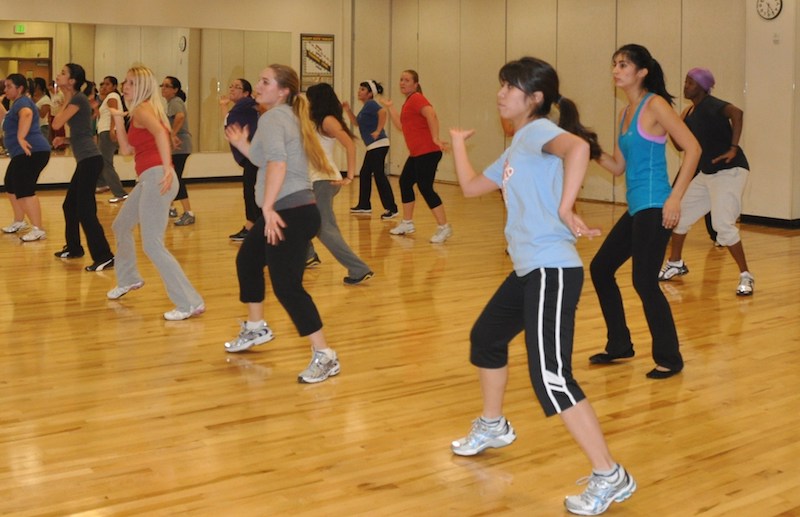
[128,123,170,175]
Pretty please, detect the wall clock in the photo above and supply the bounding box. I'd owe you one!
[178,36,187,52]
[756,0,782,20]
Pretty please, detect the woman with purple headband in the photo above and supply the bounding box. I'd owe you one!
[658,67,755,296]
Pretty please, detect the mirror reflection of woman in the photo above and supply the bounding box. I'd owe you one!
[0,73,51,242]
[96,76,129,203]
[107,65,205,321]
[161,76,195,225]
[31,77,52,143]
[51,63,115,271]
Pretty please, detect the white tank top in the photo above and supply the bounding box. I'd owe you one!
[308,130,341,182]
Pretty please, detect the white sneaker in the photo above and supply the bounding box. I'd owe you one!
[297,349,340,383]
[224,322,275,352]
[430,223,453,243]
[20,227,46,242]
[3,220,28,233]
[564,465,636,515]
[163,304,206,321]
[736,272,754,296]
[389,220,415,235]
[107,281,145,300]
[451,417,516,456]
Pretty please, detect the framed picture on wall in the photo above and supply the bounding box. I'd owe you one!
[300,34,334,91]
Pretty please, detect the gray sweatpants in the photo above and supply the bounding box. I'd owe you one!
[112,166,203,311]
[307,180,371,278]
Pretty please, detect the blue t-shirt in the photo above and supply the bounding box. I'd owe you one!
[2,96,51,157]
[356,99,388,147]
[484,118,581,276]
[618,93,671,215]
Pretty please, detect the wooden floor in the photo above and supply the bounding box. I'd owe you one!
[1,179,798,516]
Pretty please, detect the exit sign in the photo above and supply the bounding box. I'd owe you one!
[14,24,25,34]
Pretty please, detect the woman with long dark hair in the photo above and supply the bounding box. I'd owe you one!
[97,75,128,203]
[589,44,701,379]
[305,82,373,285]
[161,76,195,225]
[449,56,635,516]
[51,63,114,271]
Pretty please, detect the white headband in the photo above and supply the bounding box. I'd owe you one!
[366,80,378,97]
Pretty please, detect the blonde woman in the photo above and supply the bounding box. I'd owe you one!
[106,66,204,321]
[224,64,340,384]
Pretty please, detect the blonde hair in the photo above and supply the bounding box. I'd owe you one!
[268,64,336,178]
[126,65,170,128]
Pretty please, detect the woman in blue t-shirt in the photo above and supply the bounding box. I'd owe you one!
[1,73,51,241]
[450,57,636,516]
[342,80,398,219]
[589,44,700,379]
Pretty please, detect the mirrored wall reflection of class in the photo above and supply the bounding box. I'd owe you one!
[0,20,291,154]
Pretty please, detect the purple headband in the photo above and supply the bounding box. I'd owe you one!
[687,67,715,92]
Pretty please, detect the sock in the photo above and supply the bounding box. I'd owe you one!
[593,463,620,479]
[245,320,265,330]
[667,259,683,266]
[317,348,336,360]
[186,211,194,216]
[480,415,504,427]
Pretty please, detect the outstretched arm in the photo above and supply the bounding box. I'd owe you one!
[449,128,499,198]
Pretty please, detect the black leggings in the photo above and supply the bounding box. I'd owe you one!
[357,146,397,211]
[398,150,442,208]
[236,204,323,336]
[173,153,190,201]
[242,159,260,224]
[589,208,683,371]
[62,155,113,261]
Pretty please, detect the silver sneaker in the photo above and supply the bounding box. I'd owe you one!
[564,465,636,515]
[174,212,196,226]
[224,322,275,353]
[430,223,453,243]
[107,281,145,300]
[20,227,46,242]
[2,220,28,233]
[163,304,206,321]
[389,220,415,235]
[297,349,340,383]
[736,272,754,296]
[658,260,688,281]
[451,417,516,456]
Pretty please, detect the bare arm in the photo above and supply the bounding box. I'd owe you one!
[421,105,447,150]
[170,111,185,149]
[380,98,402,130]
[137,103,177,194]
[543,132,602,238]
[51,93,78,130]
[16,107,34,156]
[711,103,744,165]
[342,101,357,125]
[449,128,500,198]
[374,107,388,139]
[322,116,356,182]
[595,110,626,176]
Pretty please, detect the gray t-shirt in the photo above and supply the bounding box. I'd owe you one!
[250,103,314,209]
[167,96,193,155]
[68,92,101,161]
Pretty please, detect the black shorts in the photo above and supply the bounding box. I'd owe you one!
[4,151,50,198]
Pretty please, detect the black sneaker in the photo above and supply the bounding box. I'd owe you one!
[350,206,372,214]
[229,227,249,241]
[85,257,114,272]
[54,245,85,259]
[305,253,322,268]
[343,271,374,285]
[380,209,399,220]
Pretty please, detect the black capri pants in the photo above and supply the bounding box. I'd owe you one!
[470,267,586,417]
[398,150,443,208]
[4,151,50,198]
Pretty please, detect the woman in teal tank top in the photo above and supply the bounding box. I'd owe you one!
[588,44,700,379]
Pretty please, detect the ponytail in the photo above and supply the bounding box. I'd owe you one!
[292,95,337,179]
[557,97,602,160]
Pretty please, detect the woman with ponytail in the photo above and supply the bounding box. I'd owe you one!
[449,57,635,516]
[224,64,340,384]
[589,44,700,379]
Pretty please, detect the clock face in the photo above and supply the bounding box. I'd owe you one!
[757,0,782,20]
[178,36,187,52]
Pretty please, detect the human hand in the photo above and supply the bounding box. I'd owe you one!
[263,208,287,245]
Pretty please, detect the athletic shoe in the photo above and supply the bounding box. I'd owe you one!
[298,349,340,383]
[20,227,46,242]
[430,223,453,244]
[169,207,178,218]
[229,226,249,241]
[658,260,688,281]
[380,209,398,220]
[107,280,145,300]
[85,257,114,272]
[350,206,372,214]
[343,271,374,285]
[224,322,275,353]
[174,213,195,226]
[54,246,84,259]
[95,186,110,193]
[564,465,636,515]
[109,195,128,203]
[389,220,415,235]
[736,272,754,296]
[163,304,206,321]
[305,253,322,268]
[451,417,517,456]
[2,220,28,233]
